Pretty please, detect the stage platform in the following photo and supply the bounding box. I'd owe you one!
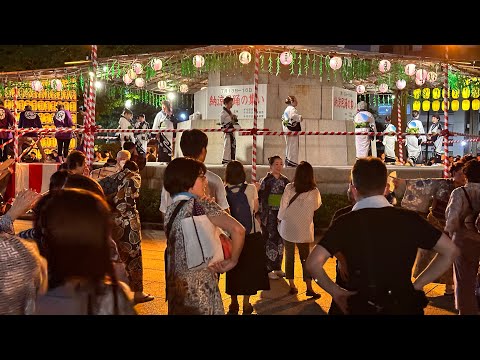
[140,163,445,195]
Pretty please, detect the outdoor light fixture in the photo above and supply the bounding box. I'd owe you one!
[461,140,467,146]
[103,65,108,72]
[94,81,103,89]
[167,92,176,101]
[125,99,132,108]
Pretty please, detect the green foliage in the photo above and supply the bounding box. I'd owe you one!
[95,142,121,157]
[137,187,162,223]
[314,193,351,230]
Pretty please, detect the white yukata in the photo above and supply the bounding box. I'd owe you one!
[353,110,376,159]
[406,119,427,164]
[220,107,238,165]
[383,123,397,162]
[282,105,302,167]
[116,116,135,147]
[428,122,444,157]
[134,120,149,155]
[153,110,175,162]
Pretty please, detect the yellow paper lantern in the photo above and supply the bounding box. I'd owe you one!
[413,100,421,111]
[432,88,441,99]
[472,99,480,110]
[432,100,441,111]
[451,100,459,111]
[422,100,431,112]
[471,87,479,98]
[441,101,450,111]
[413,89,421,99]
[462,87,471,99]
[462,99,470,111]
[422,88,430,99]
[451,89,459,99]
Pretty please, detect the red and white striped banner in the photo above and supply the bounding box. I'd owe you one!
[13,87,19,162]
[85,45,98,169]
[252,48,259,182]
[397,94,404,164]
[11,163,60,195]
[443,46,449,179]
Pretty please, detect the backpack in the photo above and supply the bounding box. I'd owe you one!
[461,187,480,233]
[225,183,252,234]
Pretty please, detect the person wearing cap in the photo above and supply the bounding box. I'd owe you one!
[405,110,427,166]
[353,101,376,159]
[18,105,45,161]
[53,104,74,163]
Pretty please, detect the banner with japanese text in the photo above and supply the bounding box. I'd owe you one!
[206,84,267,120]
[332,87,357,121]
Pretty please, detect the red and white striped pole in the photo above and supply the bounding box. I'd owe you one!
[397,93,404,164]
[13,86,19,162]
[85,45,98,169]
[443,46,449,179]
[252,48,259,182]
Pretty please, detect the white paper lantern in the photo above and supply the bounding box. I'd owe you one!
[280,51,293,65]
[378,60,391,73]
[193,55,205,68]
[51,79,62,91]
[405,63,416,76]
[135,78,145,88]
[133,63,143,75]
[157,80,167,90]
[152,58,163,71]
[123,74,133,85]
[415,78,426,86]
[128,69,137,80]
[427,72,437,82]
[415,69,428,81]
[329,56,342,70]
[31,80,43,92]
[239,51,251,65]
[356,85,366,94]
[179,84,189,93]
[378,83,389,93]
[396,79,407,90]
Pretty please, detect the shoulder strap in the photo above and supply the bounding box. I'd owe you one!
[461,187,473,211]
[288,192,301,208]
[166,200,187,238]
[240,182,248,193]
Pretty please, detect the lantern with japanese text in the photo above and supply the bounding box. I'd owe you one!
[413,89,421,99]
[280,51,293,65]
[462,100,470,111]
[239,51,251,65]
[422,100,431,112]
[432,100,440,111]
[51,79,62,91]
[157,80,167,90]
[378,60,391,73]
[356,85,365,94]
[432,88,441,99]
[415,69,428,81]
[451,100,459,111]
[135,78,145,88]
[412,101,421,111]
[472,87,480,98]
[179,84,189,93]
[405,64,416,76]
[462,87,471,99]
[427,72,437,82]
[31,80,43,92]
[193,55,205,68]
[329,56,342,70]
[123,74,133,85]
[128,69,137,80]
[422,88,431,99]
[378,83,388,93]
[415,78,425,86]
[472,99,480,110]
[451,89,460,99]
[133,63,143,75]
[396,79,406,90]
[152,58,163,71]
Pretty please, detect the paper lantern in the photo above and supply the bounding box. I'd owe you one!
[415,69,428,81]
[432,88,441,99]
[239,51,251,65]
[123,74,133,85]
[179,84,189,93]
[413,89,421,99]
[451,89,460,99]
[51,79,62,91]
[422,100,431,112]
[32,80,43,92]
[432,100,441,111]
[451,100,459,111]
[128,69,137,80]
[329,56,342,70]
[472,87,480,98]
[412,100,421,111]
[378,83,388,93]
[396,79,406,90]
[415,78,425,86]
[427,72,437,82]
[135,78,145,88]
[280,51,293,65]
[152,58,163,71]
[133,63,143,75]
[356,85,366,94]
[193,55,205,68]
[405,63,416,76]
[472,99,480,110]
[462,87,471,99]
[462,99,470,111]
[441,101,450,111]
[378,60,391,73]
[157,80,167,90]
[422,88,430,99]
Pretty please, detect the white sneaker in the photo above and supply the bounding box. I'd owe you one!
[268,272,280,280]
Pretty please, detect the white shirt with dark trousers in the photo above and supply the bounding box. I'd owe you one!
[320,195,442,314]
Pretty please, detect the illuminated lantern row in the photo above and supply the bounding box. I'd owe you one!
[193,55,205,68]
[414,100,476,112]
[422,88,430,99]
[451,89,460,99]
[152,58,163,71]
[451,100,459,111]
[412,101,420,111]
[378,60,391,73]
[329,56,342,70]
[239,51,251,65]
[422,100,430,111]
[280,51,293,65]
[413,89,421,99]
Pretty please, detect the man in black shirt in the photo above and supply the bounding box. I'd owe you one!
[306,157,458,315]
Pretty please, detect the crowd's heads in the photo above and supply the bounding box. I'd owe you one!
[161,100,172,113]
[431,114,440,123]
[180,129,208,161]
[163,157,207,196]
[64,174,105,198]
[225,160,246,185]
[357,101,367,111]
[412,110,420,119]
[223,96,234,106]
[123,141,136,153]
[123,160,139,173]
[49,170,70,191]
[56,104,64,111]
[122,108,133,117]
[293,161,316,193]
[463,159,480,183]
[65,150,86,175]
[24,105,32,111]
[285,95,297,105]
[268,155,283,173]
[116,150,131,162]
[351,157,388,197]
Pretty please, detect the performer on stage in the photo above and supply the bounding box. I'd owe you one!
[427,114,444,164]
[152,100,178,163]
[134,113,149,156]
[220,96,239,165]
[406,110,427,166]
[18,105,45,161]
[383,116,397,163]
[0,100,15,162]
[281,95,303,168]
[116,109,135,148]
[353,101,376,159]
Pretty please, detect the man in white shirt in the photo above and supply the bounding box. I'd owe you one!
[406,110,427,166]
[116,109,135,148]
[353,101,376,159]
[159,129,229,214]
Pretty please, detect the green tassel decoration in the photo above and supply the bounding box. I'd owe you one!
[297,53,302,76]
[305,53,309,76]
[290,51,296,75]
[268,53,273,75]
[319,55,323,77]
[312,54,316,76]
[325,55,330,81]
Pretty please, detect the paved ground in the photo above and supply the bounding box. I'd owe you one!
[14,220,457,315]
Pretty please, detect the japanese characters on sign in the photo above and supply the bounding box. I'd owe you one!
[206,84,267,120]
[332,87,357,121]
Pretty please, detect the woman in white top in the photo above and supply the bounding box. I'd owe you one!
[278,161,322,298]
[281,95,303,168]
